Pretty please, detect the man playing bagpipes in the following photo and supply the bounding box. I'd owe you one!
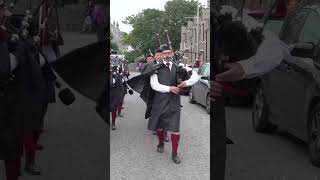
[110,65,125,130]
[127,30,202,163]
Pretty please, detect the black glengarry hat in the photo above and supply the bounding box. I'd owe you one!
[159,44,171,51]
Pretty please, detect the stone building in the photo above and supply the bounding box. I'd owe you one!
[179,1,210,64]
[110,20,132,53]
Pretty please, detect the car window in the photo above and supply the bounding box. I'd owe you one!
[279,10,309,45]
[298,12,320,45]
[203,65,210,77]
[198,65,205,75]
[265,20,283,35]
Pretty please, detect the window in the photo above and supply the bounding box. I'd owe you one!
[202,23,205,41]
[203,64,210,77]
[198,65,206,75]
[298,12,320,45]
[279,10,309,45]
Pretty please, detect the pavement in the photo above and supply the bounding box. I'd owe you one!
[226,107,320,180]
[0,31,108,180]
[110,72,210,180]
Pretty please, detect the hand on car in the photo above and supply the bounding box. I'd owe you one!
[215,62,245,82]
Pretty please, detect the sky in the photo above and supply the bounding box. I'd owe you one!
[110,0,208,33]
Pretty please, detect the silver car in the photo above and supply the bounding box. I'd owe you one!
[189,63,210,114]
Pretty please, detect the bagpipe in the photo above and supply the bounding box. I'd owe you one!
[110,60,133,95]
[156,30,191,82]
[211,1,278,179]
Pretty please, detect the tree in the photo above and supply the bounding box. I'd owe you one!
[163,0,198,49]
[123,0,199,54]
[124,50,143,63]
[111,42,119,51]
[123,9,166,54]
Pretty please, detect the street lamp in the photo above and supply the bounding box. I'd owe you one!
[196,0,200,61]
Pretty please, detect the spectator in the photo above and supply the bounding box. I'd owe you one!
[92,5,107,41]
[82,0,94,32]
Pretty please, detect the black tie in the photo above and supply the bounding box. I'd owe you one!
[166,62,170,70]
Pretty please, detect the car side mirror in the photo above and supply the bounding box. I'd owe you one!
[201,76,209,80]
[313,41,320,69]
[290,42,315,59]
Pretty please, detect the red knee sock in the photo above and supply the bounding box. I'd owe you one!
[111,112,117,126]
[117,102,123,115]
[4,159,20,180]
[157,130,164,146]
[23,132,37,165]
[171,134,180,156]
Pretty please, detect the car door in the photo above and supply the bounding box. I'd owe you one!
[266,10,309,127]
[198,64,210,106]
[193,65,205,102]
[283,11,320,139]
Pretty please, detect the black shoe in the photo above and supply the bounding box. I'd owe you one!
[164,136,170,142]
[118,113,123,117]
[37,144,44,151]
[152,131,157,135]
[172,154,181,164]
[25,164,41,175]
[112,125,116,130]
[157,144,164,153]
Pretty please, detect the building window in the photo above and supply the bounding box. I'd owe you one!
[202,23,205,41]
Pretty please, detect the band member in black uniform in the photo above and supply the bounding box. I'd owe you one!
[154,48,163,63]
[0,5,22,179]
[0,3,48,177]
[148,44,201,164]
[146,53,155,64]
[110,65,124,130]
[32,0,64,151]
[117,67,127,117]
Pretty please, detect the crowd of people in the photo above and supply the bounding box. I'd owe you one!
[82,0,106,41]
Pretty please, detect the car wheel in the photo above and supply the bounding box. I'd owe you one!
[252,84,276,133]
[206,94,210,114]
[189,88,196,104]
[308,102,320,167]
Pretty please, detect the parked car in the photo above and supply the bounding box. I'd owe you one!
[189,63,210,114]
[252,5,320,167]
[247,9,285,35]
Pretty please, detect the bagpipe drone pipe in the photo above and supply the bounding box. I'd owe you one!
[160,30,191,82]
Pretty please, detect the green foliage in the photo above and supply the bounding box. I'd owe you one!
[124,50,143,63]
[123,0,198,53]
[111,42,119,51]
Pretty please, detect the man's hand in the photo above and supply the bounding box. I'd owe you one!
[215,62,245,82]
[4,9,12,17]
[210,81,223,97]
[177,81,187,88]
[169,86,180,94]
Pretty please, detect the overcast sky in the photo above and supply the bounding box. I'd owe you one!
[110,0,208,33]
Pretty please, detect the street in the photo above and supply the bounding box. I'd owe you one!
[110,75,210,180]
[226,107,320,180]
[0,31,108,180]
